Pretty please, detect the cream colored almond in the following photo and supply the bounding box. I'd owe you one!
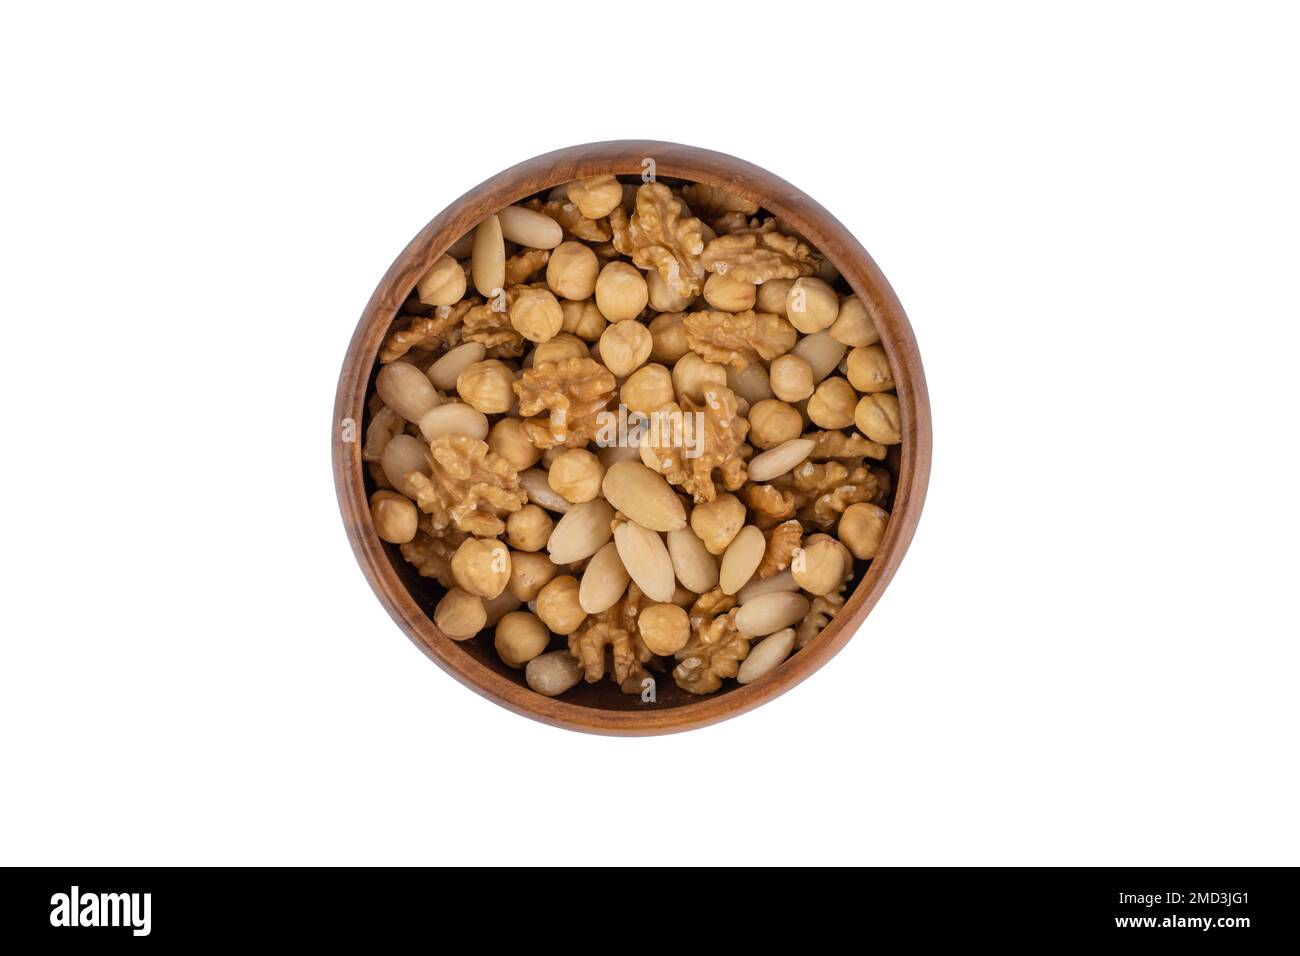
[792,330,848,383]
[525,650,583,696]
[737,628,796,683]
[518,469,571,514]
[471,214,505,296]
[612,521,675,603]
[736,568,798,604]
[497,204,564,249]
[546,498,614,564]
[666,527,719,594]
[719,525,765,595]
[735,591,811,637]
[417,402,489,442]
[379,434,430,497]
[427,342,486,391]
[579,542,631,614]
[747,438,816,482]
[376,361,441,423]
[600,460,687,532]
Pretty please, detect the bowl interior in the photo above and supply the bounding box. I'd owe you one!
[336,141,929,734]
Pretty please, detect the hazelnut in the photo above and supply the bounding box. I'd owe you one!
[487,417,542,471]
[566,175,623,219]
[547,449,605,503]
[689,492,747,555]
[748,399,803,449]
[506,504,554,552]
[434,587,487,640]
[509,287,563,343]
[648,311,690,363]
[791,537,846,596]
[450,537,511,599]
[647,270,694,312]
[671,351,727,403]
[768,353,815,403]
[416,254,466,307]
[846,345,894,393]
[703,272,757,312]
[369,490,418,544]
[532,332,588,366]
[598,320,653,377]
[830,294,881,347]
[854,393,902,444]
[594,261,648,322]
[546,241,599,300]
[755,277,794,317]
[637,603,691,656]
[535,575,585,635]
[494,611,550,668]
[785,276,840,334]
[560,298,607,341]
[839,503,890,560]
[620,363,674,414]
[807,377,857,429]
[456,359,515,414]
[507,550,558,601]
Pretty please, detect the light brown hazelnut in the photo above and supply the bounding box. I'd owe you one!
[450,537,511,599]
[620,363,674,414]
[671,351,727,403]
[532,332,588,366]
[768,353,815,403]
[854,393,902,444]
[846,345,895,393]
[509,287,563,343]
[547,448,605,503]
[566,174,623,219]
[560,298,607,341]
[507,550,558,601]
[456,359,515,414]
[703,272,757,312]
[506,504,554,552]
[839,502,890,560]
[755,277,793,317]
[369,490,418,544]
[599,320,653,377]
[786,276,840,334]
[748,399,804,449]
[534,575,585,635]
[830,294,881,347]
[648,311,690,363]
[594,261,648,322]
[637,603,691,656]
[494,611,550,668]
[434,587,486,640]
[545,241,599,300]
[807,377,857,429]
[647,270,694,312]
[487,417,542,471]
[791,537,846,596]
[416,254,466,307]
[689,492,747,555]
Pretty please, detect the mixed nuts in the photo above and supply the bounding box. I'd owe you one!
[362,174,900,699]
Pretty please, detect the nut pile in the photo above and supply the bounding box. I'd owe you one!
[363,175,900,698]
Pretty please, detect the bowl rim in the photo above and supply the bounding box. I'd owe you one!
[332,140,932,735]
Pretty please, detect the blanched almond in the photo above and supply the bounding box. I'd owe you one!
[719,525,765,595]
[497,205,564,250]
[666,527,719,594]
[612,521,675,603]
[579,542,630,614]
[736,568,798,604]
[546,498,614,564]
[600,460,687,532]
[735,592,811,637]
[471,214,505,296]
[427,342,486,390]
[737,628,796,683]
[792,330,848,383]
[417,402,489,442]
[747,437,816,482]
[518,469,571,513]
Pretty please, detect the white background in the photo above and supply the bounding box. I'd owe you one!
[2,2,1297,866]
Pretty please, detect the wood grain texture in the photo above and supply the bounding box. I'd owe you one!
[332,141,932,735]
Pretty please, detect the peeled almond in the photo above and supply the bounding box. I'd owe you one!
[747,438,816,482]
[601,460,687,532]
[613,522,676,603]
[719,525,765,595]
[546,499,614,564]
[735,592,811,637]
[579,542,631,614]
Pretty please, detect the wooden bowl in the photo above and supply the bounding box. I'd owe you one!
[333,140,931,735]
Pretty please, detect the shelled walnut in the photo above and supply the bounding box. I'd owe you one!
[362,174,904,698]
